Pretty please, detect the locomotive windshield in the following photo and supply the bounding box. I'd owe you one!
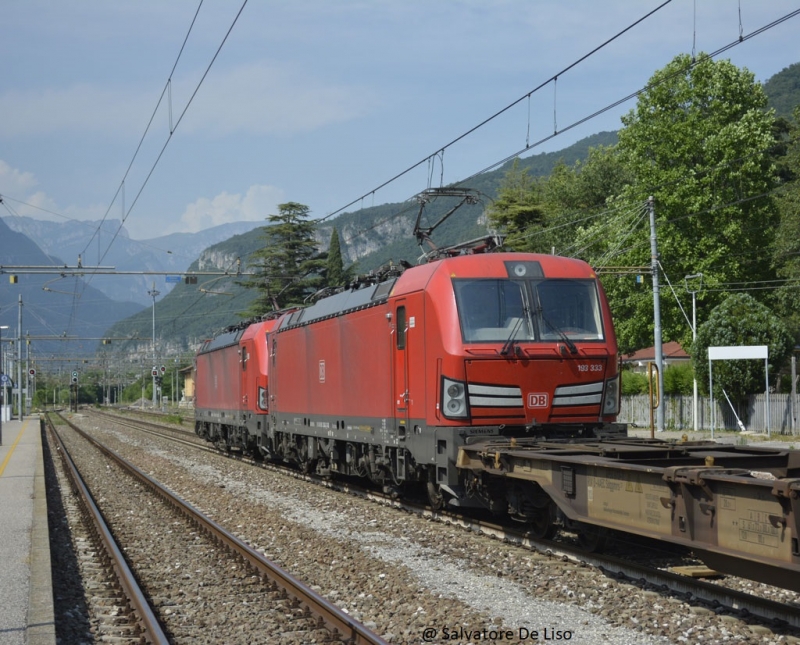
[453,278,603,343]
[535,279,604,341]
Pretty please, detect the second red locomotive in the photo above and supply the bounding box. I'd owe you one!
[195,251,624,509]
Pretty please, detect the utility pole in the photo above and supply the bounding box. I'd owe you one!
[148,282,160,408]
[648,197,664,432]
[25,333,31,416]
[792,351,798,434]
[17,295,23,421]
[685,274,703,432]
[0,325,8,444]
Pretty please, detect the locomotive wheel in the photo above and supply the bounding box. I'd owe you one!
[577,524,608,552]
[427,482,445,510]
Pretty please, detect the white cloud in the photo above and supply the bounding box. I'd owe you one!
[176,184,286,233]
[0,161,65,220]
[0,160,38,194]
[0,160,115,226]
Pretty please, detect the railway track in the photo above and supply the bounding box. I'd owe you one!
[83,407,800,640]
[47,412,388,645]
[46,414,168,643]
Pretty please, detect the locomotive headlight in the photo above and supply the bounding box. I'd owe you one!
[258,386,268,411]
[442,376,469,419]
[447,382,464,398]
[601,375,620,416]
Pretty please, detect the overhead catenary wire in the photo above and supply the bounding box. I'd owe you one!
[81,0,249,296]
[457,9,800,190]
[505,111,798,266]
[319,0,675,224]
[33,0,250,356]
[82,0,207,262]
[323,4,800,261]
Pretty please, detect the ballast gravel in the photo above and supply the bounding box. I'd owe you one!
[69,414,800,644]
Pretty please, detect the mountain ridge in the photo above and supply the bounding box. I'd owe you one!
[0,217,143,357]
[1,216,264,307]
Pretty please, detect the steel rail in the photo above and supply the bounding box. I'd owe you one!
[91,408,800,634]
[90,408,198,439]
[58,412,389,645]
[419,508,800,631]
[45,415,170,644]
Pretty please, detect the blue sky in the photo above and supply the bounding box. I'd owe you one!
[1,1,798,243]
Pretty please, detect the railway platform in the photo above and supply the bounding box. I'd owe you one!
[0,417,55,645]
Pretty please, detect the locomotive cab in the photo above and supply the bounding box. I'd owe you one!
[412,254,624,508]
[447,258,620,428]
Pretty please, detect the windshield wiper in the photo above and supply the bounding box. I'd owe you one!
[538,310,578,355]
[500,317,524,356]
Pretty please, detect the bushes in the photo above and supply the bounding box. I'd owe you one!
[622,363,695,395]
[662,363,694,395]
[622,370,649,395]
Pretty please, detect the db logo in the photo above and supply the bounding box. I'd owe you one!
[527,393,548,408]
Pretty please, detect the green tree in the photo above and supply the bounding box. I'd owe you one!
[602,54,779,354]
[771,106,800,339]
[764,62,800,119]
[486,160,547,251]
[539,146,631,257]
[692,294,793,409]
[326,228,347,287]
[240,202,324,315]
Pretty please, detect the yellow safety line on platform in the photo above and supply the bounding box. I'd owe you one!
[0,421,29,477]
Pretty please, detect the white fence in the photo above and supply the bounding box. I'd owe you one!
[619,394,800,434]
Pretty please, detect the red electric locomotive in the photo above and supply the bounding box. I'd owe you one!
[262,251,624,508]
[195,317,280,451]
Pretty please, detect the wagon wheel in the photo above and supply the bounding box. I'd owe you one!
[427,482,445,510]
[577,524,608,552]
[528,502,557,540]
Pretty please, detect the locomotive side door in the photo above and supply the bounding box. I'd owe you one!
[239,338,251,413]
[392,301,410,432]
